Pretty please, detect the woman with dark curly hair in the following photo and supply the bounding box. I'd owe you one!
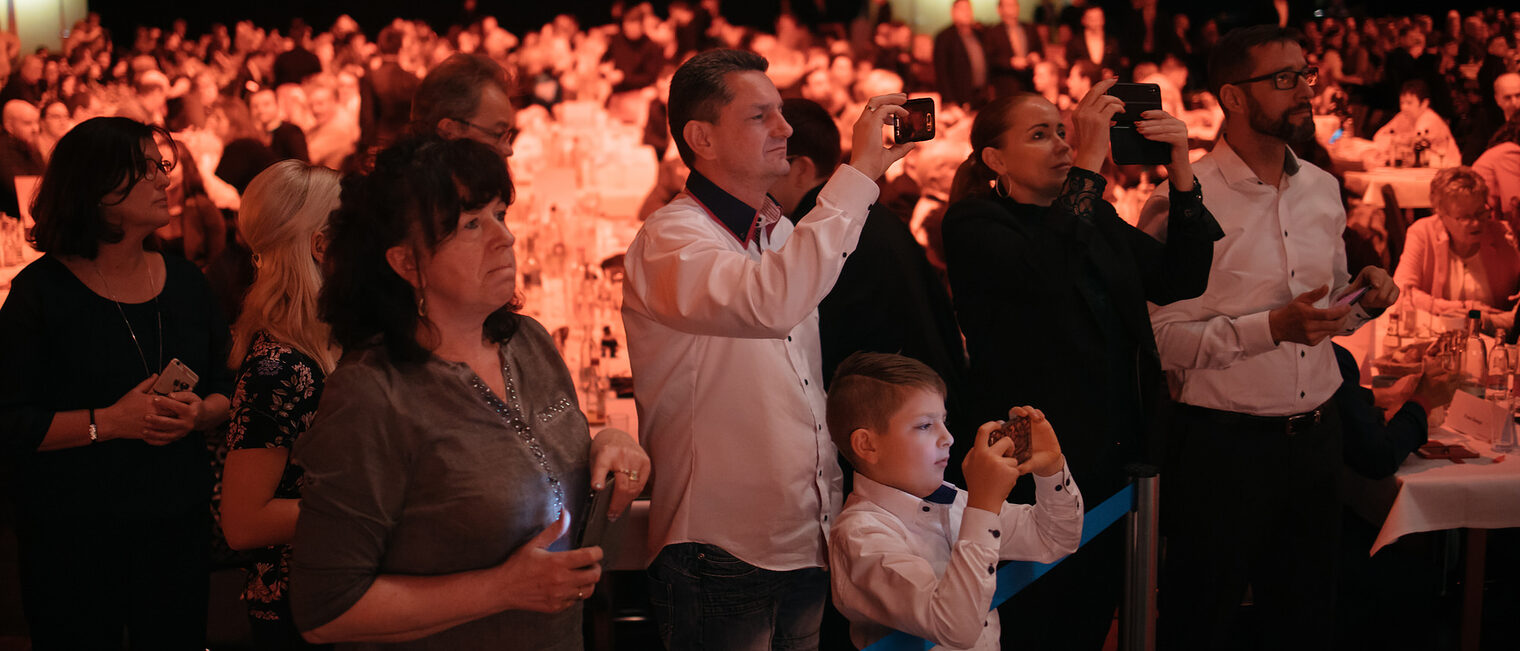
[0,116,233,648]
[289,135,648,649]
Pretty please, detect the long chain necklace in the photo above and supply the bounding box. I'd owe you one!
[94,257,163,377]
[469,349,565,518]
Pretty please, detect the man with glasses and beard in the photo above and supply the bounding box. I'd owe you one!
[1137,26,1399,651]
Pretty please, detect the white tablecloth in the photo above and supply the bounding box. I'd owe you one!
[1343,167,1440,209]
[1348,432,1520,555]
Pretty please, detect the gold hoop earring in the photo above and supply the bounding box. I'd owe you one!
[993,176,1012,199]
[417,294,427,317]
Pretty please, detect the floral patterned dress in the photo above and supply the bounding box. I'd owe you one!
[227,331,325,631]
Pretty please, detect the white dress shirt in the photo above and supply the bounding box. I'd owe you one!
[829,469,1083,651]
[623,164,880,570]
[1138,139,1373,416]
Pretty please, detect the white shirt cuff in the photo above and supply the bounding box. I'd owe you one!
[1237,310,1278,357]
[958,505,1003,549]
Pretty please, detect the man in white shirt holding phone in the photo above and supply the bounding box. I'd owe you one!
[622,49,914,650]
[1139,25,1399,651]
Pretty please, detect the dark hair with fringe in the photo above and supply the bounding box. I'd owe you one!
[948,93,1043,204]
[1206,25,1303,99]
[668,48,768,167]
[30,117,174,259]
[319,135,519,364]
[827,351,948,467]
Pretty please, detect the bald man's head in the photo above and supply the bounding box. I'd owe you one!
[3,100,40,142]
[1496,73,1520,121]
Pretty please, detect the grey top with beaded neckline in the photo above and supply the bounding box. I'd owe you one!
[290,315,591,650]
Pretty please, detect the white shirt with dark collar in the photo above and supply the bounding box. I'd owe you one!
[1138,138,1374,417]
[623,164,880,570]
[829,468,1083,651]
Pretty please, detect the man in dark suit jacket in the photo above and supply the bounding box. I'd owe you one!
[1065,5,1123,74]
[0,100,42,219]
[933,0,990,109]
[359,26,420,151]
[984,0,1043,98]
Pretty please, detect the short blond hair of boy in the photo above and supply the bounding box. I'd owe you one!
[826,352,947,467]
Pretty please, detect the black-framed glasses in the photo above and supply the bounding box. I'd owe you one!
[1227,66,1319,90]
[457,118,520,146]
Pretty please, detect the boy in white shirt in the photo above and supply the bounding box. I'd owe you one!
[826,352,1084,650]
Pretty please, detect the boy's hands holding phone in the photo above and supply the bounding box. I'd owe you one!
[965,407,1066,514]
[965,421,1024,514]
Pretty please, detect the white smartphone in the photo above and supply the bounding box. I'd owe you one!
[150,358,200,396]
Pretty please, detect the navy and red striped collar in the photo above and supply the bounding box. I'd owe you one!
[684,169,783,246]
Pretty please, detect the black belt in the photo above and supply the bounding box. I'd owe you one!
[1178,403,1325,436]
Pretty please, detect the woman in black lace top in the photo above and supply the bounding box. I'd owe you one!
[941,80,1223,651]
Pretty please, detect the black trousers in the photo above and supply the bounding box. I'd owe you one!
[17,508,209,650]
[1158,402,1342,651]
[999,523,1124,651]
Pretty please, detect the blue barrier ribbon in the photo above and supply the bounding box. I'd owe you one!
[862,484,1136,651]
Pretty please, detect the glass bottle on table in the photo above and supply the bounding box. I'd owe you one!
[1460,309,1489,397]
[1487,331,1511,404]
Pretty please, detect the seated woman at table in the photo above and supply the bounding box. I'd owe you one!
[0,117,233,648]
[219,160,342,650]
[1392,166,1520,332]
[941,79,1222,651]
[289,135,649,649]
[1370,79,1461,168]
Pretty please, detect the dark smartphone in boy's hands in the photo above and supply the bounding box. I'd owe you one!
[1106,82,1171,166]
[988,413,1032,463]
[893,97,936,143]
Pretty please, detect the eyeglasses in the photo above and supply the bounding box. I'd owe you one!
[456,118,520,146]
[143,158,175,180]
[1227,66,1319,91]
[1445,207,1492,223]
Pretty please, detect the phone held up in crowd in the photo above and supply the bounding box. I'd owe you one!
[1106,82,1171,166]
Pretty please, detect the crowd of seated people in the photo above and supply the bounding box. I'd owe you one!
[0,1,1519,650]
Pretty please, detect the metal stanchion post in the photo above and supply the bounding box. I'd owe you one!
[1123,463,1160,651]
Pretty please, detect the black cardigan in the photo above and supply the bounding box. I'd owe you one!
[943,168,1222,502]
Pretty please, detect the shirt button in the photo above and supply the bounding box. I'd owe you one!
[1284,231,1288,237]
[842,252,848,258]
[1301,351,1305,357]
[1300,391,1306,398]
[1290,270,1295,277]
[823,515,829,521]
[991,529,1001,538]
[987,564,996,574]
[817,424,823,431]
[922,506,931,512]
[818,470,823,477]
[1055,484,1063,492]
[804,379,809,386]
[787,336,792,341]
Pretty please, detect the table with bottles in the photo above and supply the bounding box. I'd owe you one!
[507,101,659,441]
[1351,304,1520,651]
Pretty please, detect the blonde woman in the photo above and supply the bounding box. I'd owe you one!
[220,160,342,650]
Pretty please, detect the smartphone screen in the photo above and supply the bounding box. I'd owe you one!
[893,97,936,143]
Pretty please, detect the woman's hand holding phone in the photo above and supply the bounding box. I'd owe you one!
[1072,78,1125,173]
[1135,108,1196,192]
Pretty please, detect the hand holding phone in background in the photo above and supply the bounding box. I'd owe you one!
[893,97,936,144]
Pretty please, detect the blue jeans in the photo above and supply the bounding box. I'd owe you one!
[648,543,828,651]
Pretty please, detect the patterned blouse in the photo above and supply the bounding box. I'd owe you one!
[227,331,326,622]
